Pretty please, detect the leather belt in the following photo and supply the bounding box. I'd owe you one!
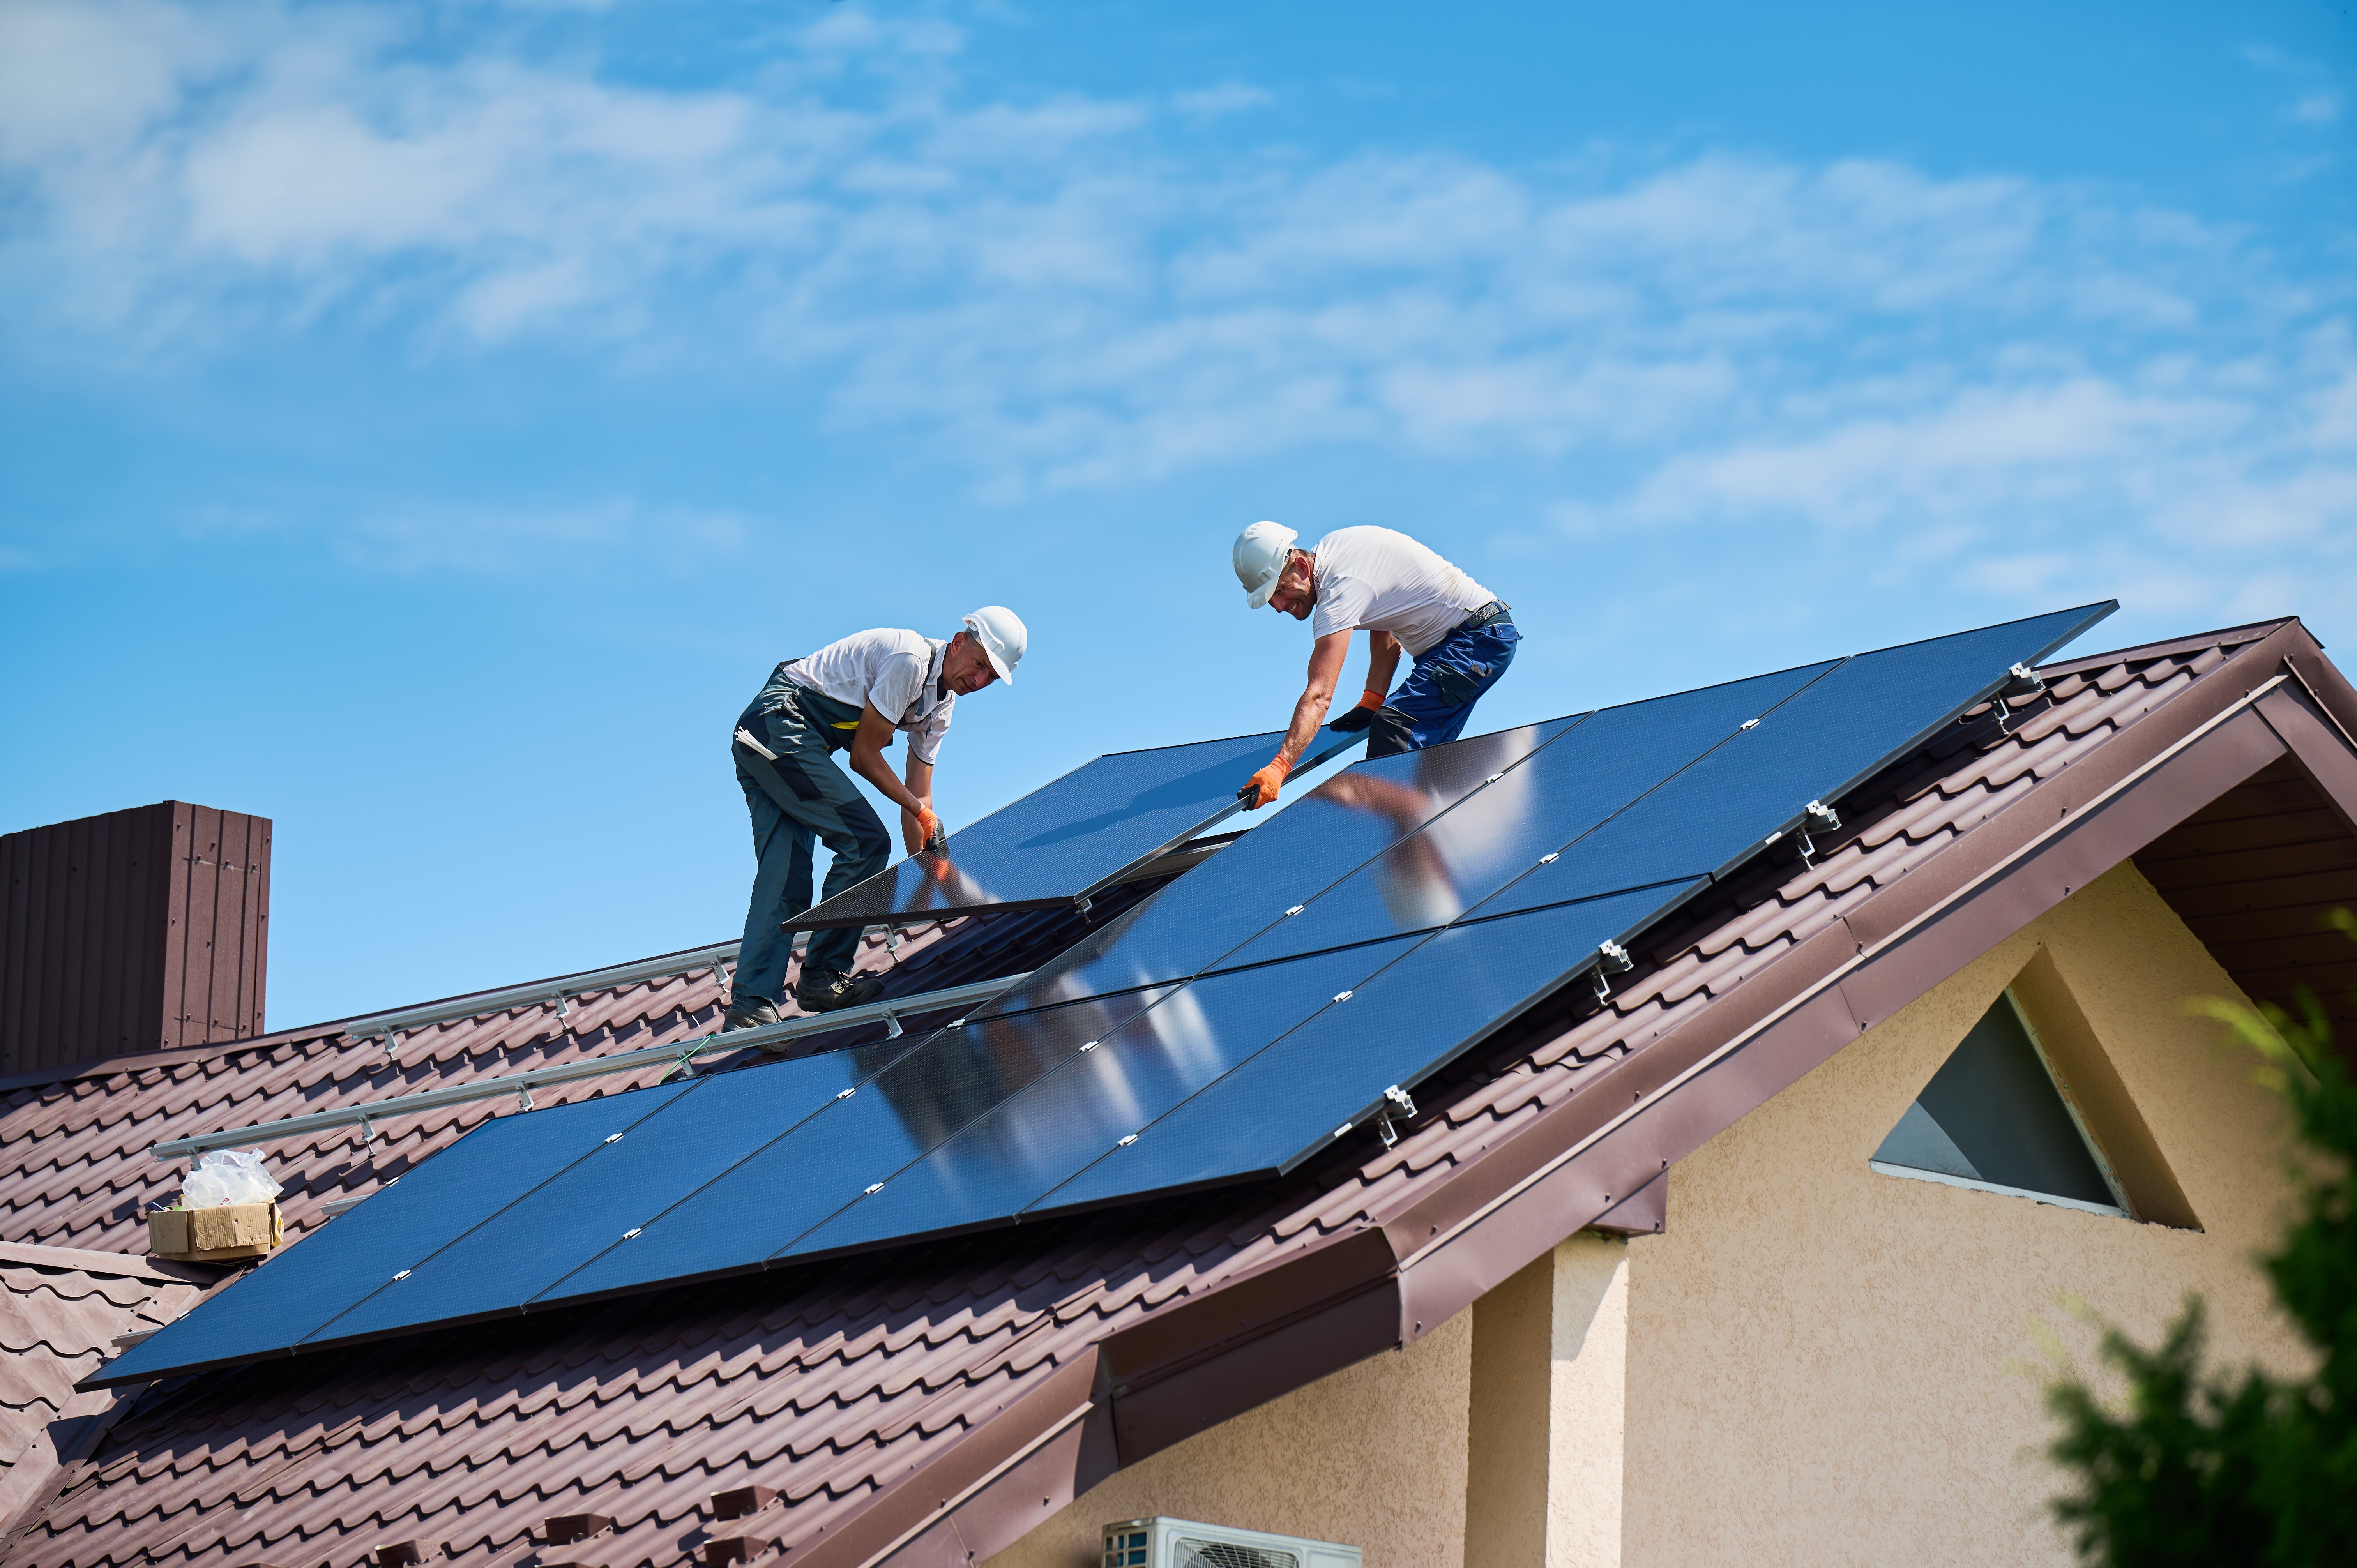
[1461,600,1514,630]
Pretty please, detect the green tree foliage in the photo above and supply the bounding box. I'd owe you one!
[2044,911,2356,1566]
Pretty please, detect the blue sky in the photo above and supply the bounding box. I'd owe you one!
[2,0,2351,1029]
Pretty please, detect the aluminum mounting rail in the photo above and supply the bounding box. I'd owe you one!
[336,939,762,1050]
[151,971,1032,1164]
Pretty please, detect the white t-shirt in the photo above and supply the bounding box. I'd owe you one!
[1309,527,1493,657]
[784,629,956,764]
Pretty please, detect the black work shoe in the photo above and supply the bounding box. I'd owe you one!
[793,967,886,1013]
[722,995,781,1032]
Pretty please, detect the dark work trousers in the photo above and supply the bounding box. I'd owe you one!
[1368,615,1521,758]
[733,674,893,1001]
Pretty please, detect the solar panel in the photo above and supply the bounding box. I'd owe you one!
[1033,884,1703,1213]
[525,984,1174,1307]
[775,939,1420,1261]
[788,726,1366,931]
[102,602,2116,1384]
[1461,604,2111,924]
[966,719,1579,1009]
[298,1047,887,1346]
[1211,662,1836,969]
[93,1078,702,1385]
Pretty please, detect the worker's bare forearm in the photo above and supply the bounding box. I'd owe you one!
[1273,688,1330,769]
[899,757,937,852]
[852,746,923,815]
[851,706,926,818]
[1274,630,1354,768]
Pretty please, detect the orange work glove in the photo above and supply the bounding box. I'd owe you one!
[1328,689,1384,733]
[913,807,946,855]
[1238,756,1292,810]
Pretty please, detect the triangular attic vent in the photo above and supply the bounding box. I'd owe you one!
[1871,989,2127,1218]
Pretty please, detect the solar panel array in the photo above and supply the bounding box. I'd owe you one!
[98,602,2113,1387]
[787,726,1367,931]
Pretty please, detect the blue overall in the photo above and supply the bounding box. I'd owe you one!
[732,665,894,1003]
[1368,608,1520,758]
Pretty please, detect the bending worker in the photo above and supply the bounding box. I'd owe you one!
[725,608,1027,1028]
[1230,522,1516,806]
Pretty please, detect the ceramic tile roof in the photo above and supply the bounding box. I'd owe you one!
[2,618,2339,1568]
[0,1245,207,1544]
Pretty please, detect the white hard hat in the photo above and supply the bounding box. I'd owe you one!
[1233,521,1299,609]
[961,605,1027,685]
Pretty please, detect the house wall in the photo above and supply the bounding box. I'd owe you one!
[988,1305,1472,1568]
[1620,860,2313,1568]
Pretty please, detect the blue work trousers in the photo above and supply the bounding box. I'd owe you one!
[1368,617,1520,758]
[733,680,892,1000]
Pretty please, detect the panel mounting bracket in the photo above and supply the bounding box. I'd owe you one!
[1795,800,1840,867]
[1375,1085,1417,1150]
[1592,940,1633,1003]
[1991,662,2049,735]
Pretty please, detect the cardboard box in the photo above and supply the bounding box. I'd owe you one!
[148,1201,283,1261]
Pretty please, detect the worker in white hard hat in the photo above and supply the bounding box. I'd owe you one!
[725,607,1028,1028]
[1230,523,1516,808]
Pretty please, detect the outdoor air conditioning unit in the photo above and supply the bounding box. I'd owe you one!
[1101,1516,1361,1568]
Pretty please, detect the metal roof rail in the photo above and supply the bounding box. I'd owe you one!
[152,971,1031,1164]
[336,938,776,1052]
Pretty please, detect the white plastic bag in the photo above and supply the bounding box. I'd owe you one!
[180,1148,282,1210]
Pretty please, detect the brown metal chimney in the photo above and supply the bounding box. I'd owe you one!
[0,802,271,1074]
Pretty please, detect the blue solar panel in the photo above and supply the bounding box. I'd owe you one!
[103,602,2117,1383]
[790,726,1365,931]
[1464,604,2111,923]
[1035,885,1700,1211]
[91,1080,699,1386]
[776,939,1418,1260]
[971,719,1578,1009]
[1212,662,1836,969]
[297,1049,879,1346]
[528,985,1173,1307]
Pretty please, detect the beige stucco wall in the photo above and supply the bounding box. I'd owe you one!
[989,1305,1472,1568]
[1465,1234,1631,1568]
[1620,860,2310,1568]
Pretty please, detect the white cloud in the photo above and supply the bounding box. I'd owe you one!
[175,495,753,575]
[2291,91,2341,127]
[1171,84,1270,118]
[0,0,2348,626]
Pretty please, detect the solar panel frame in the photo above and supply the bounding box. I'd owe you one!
[787,726,1369,931]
